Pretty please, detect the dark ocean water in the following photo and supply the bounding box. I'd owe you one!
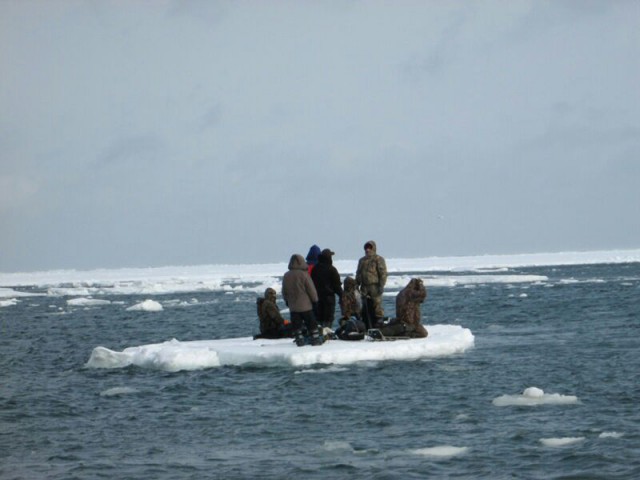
[1,263,639,479]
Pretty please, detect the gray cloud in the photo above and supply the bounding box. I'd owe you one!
[1,1,639,271]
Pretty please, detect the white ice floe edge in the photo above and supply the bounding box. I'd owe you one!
[85,324,474,372]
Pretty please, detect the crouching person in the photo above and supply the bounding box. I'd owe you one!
[282,254,323,346]
[254,288,294,339]
[379,278,428,338]
[339,276,362,323]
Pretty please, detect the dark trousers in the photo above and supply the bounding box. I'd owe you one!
[317,296,336,329]
[291,310,319,336]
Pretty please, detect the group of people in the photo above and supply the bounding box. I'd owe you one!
[254,240,428,346]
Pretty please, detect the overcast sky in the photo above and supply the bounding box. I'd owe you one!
[1,1,639,272]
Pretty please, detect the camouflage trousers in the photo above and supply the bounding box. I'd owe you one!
[360,285,385,319]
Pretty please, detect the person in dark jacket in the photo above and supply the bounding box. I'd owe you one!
[311,248,343,330]
[253,288,294,339]
[282,254,323,346]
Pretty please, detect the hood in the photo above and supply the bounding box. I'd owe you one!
[288,254,307,271]
[264,288,277,302]
[344,276,357,291]
[305,245,321,265]
[364,240,377,255]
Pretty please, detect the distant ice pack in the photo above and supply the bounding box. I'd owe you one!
[2,248,639,299]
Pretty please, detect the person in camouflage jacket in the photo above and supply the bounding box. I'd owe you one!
[339,276,362,323]
[395,278,428,338]
[355,240,387,324]
[378,278,428,338]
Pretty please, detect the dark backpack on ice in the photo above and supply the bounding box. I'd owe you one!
[335,317,366,341]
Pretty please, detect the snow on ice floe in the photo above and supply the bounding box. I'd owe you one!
[492,387,579,407]
[0,298,19,307]
[409,446,469,458]
[126,299,163,312]
[85,324,474,372]
[539,437,585,447]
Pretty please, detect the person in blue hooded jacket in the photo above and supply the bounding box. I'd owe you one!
[305,244,321,276]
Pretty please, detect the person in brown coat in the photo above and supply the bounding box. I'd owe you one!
[253,288,294,339]
[282,254,323,346]
[395,278,428,338]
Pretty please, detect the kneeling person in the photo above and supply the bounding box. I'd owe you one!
[379,278,428,338]
[254,288,294,339]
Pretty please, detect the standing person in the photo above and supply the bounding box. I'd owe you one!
[355,240,387,329]
[282,254,323,346]
[305,245,321,276]
[311,248,343,330]
[253,288,294,340]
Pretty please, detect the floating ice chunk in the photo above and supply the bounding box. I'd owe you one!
[0,298,18,307]
[99,386,139,397]
[126,299,163,312]
[492,387,579,406]
[86,324,474,371]
[0,287,39,298]
[323,441,355,452]
[599,431,624,439]
[410,446,469,458]
[67,297,111,306]
[540,437,585,447]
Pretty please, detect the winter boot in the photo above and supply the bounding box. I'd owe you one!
[367,329,385,341]
[310,330,324,346]
[294,330,306,347]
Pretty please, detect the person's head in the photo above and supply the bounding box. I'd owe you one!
[344,276,356,291]
[288,254,307,271]
[363,241,376,256]
[319,248,335,264]
[264,288,277,301]
[306,245,321,265]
